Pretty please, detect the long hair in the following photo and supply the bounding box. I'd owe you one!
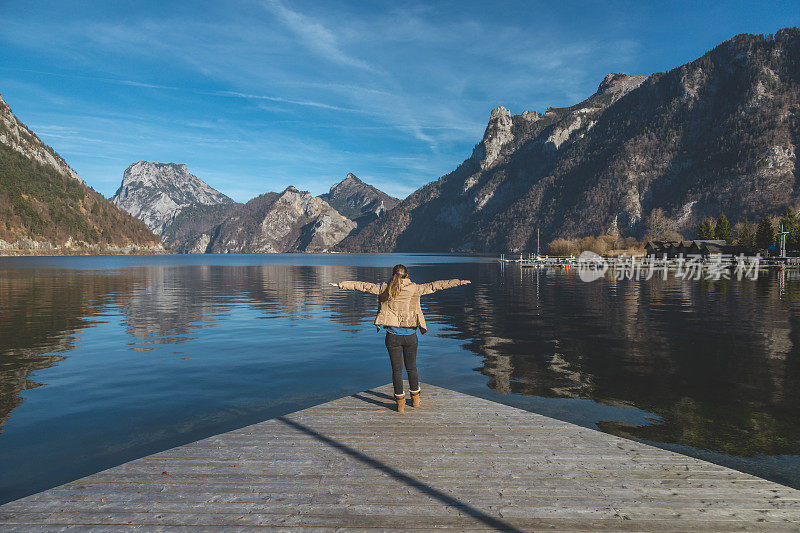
[386,264,408,300]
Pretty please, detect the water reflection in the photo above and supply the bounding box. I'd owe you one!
[120,264,383,344]
[1,257,800,499]
[0,269,139,431]
[467,266,800,458]
[0,263,391,434]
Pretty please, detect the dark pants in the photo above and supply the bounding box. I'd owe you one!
[385,332,419,396]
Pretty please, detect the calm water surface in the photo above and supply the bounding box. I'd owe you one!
[1,253,800,502]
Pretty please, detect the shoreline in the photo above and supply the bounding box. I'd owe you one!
[0,249,171,257]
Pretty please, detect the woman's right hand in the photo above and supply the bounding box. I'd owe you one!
[460,280,471,285]
[328,283,339,287]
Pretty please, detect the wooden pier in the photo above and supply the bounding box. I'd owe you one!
[1,384,799,531]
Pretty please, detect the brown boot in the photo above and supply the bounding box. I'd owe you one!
[394,393,406,413]
[410,389,421,407]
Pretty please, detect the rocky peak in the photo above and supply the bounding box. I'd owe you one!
[340,172,360,185]
[325,173,366,198]
[0,92,83,184]
[319,172,399,222]
[276,186,324,217]
[472,106,515,170]
[520,110,543,122]
[204,186,356,253]
[111,161,233,235]
[489,105,512,121]
[596,73,648,99]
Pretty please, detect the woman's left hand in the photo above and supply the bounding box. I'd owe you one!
[328,283,339,287]
[460,280,471,285]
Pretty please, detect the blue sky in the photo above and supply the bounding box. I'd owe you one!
[0,1,797,201]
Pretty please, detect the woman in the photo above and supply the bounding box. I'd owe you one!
[330,264,470,413]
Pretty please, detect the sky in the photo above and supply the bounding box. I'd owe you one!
[0,1,797,202]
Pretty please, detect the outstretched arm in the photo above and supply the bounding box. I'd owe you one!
[329,281,383,295]
[419,279,470,295]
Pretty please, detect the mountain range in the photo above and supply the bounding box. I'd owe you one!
[111,162,399,253]
[341,28,800,252]
[3,27,799,255]
[0,94,164,254]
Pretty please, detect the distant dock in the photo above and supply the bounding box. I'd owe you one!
[1,384,799,531]
[500,253,800,273]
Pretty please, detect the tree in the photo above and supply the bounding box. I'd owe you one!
[736,221,755,248]
[645,208,674,240]
[659,230,683,242]
[697,218,715,239]
[714,214,732,243]
[781,207,800,250]
[756,217,775,250]
[548,238,577,256]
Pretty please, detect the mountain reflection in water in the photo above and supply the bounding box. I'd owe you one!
[1,254,799,502]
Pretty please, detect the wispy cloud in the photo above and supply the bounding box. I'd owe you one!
[0,66,363,113]
[263,0,375,72]
[210,90,360,112]
[0,66,184,93]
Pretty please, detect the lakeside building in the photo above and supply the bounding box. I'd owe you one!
[644,240,756,257]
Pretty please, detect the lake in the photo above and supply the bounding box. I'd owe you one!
[1,253,800,503]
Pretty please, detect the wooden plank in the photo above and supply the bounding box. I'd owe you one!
[22,488,800,506]
[4,498,800,520]
[33,485,800,501]
[1,511,798,532]
[1,383,799,531]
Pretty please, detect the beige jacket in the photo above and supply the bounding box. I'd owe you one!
[337,277,463,334]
